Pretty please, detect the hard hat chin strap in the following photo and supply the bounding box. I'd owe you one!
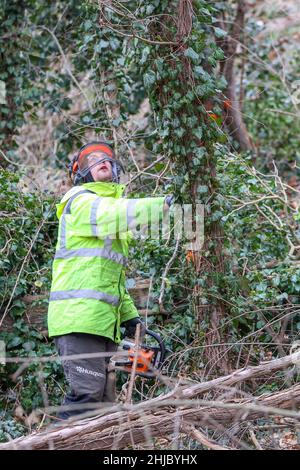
[83,170,94,183]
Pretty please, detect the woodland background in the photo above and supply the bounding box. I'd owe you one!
[0,0,300,450]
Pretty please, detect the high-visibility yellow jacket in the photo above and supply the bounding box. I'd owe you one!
[47,181,165,343]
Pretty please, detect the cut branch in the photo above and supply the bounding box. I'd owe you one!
[1,351,299,450]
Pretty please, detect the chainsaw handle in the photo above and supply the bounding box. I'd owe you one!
[144,328,166,370]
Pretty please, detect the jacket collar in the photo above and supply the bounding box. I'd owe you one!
[82,181,126,198]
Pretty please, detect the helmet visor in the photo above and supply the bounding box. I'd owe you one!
[78,152,113,173]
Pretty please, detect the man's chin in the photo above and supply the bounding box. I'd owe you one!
[94,174,112,182]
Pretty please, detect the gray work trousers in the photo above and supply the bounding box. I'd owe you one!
[55,333,118,420]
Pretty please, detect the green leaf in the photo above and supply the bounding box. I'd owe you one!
[184,47,200,63]
[94,40,109,53]
[193,128,203,140]
[22,341,35,351]
[143,72,156,88]
[197,185,208,194]
[12,299,25,309]
[214,27,227,38]
[7,337,22,349]
[140,47,150,65]
[0,80,6,104]
[271,275,280,287]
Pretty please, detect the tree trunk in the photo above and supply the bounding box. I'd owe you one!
[219,0,256,151]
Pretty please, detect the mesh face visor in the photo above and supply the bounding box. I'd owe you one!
[78,152,115,175]
[78,144,113,172]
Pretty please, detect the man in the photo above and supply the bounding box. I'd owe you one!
[48,141,172,420]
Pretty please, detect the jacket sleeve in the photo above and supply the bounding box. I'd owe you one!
[119,290,140,324]
[70,194,167,239]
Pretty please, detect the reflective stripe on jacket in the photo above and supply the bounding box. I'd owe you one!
[47,181,166,343]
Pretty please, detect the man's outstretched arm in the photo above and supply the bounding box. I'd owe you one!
[70,194,170,239]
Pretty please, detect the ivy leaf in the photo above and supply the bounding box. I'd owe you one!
[94,40,109,52]
[195,147,206,159]
[7,337,22,349]
[193,128,203,140]
[272,275,280,287]
[212,211,223,221]
[197,185,209,194]
[12,299,25,309]
[0,80,6,104]
[143,72,156,88]
[84,20,93,31]
[174,128,185,138]
[214,27,227,38]
[184,47,200,63]
[22,341,35,351]
[109,38,120,50]
[140,47,150,65]
[146,4,155,15]
[112,117,122,127]
[194,66,210,81]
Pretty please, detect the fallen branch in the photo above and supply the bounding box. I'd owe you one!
[1,351,299,450]
[1,384,299,450]
[248,429,263,450]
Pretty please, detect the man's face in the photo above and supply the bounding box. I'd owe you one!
[88,152,113,182]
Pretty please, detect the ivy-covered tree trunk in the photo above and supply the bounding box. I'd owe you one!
[139,0,232,372]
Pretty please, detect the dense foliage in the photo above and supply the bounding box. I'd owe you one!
[0,0,299,445]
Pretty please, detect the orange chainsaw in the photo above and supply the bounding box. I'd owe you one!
[111,329,167,378]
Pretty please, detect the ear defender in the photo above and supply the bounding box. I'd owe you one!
[67,155,79,181]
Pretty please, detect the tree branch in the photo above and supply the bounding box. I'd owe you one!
[1,351,299,450]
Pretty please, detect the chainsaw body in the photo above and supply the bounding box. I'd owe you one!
[110,329,166,378]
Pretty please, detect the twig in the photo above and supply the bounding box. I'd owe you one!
[182,423,229,450]
[126,155,166,185]
[249,429,263,450]
[100,19,178,46]
[0,217,49,328]
[37,26,93,113]
[125,323,141,405]
[158,236,181,312]
[0,148,35,168]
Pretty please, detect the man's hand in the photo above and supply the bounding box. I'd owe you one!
[121,317,146,339]
[164,194,175,211]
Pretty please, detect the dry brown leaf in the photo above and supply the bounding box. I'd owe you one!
[279,432,298,449]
